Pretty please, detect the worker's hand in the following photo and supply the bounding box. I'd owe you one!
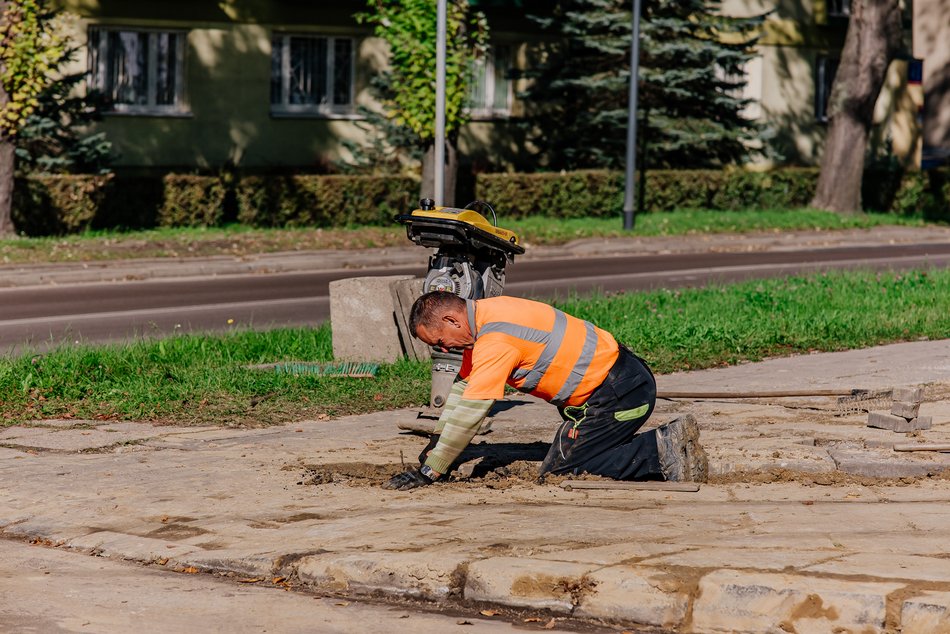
[382,466,438,490]
[418,433,440,464]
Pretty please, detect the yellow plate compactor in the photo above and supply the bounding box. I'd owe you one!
[396,198,524,300]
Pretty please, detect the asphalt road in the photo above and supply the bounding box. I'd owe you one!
[3,241,950,353]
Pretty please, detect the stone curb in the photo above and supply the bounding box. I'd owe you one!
[6,519,950,632]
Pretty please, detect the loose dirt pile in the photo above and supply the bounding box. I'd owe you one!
[296,460,608,490]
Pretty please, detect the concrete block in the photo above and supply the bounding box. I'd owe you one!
[573,565,689,628]
[829,448,950,478]
[901,591,950,634]
[390,277,431,362]
[891,401,921,418]
[464,557,596,613]
[911,416,932,430]
[894,387,924,403]
[329,275,414,363]
[692,569,902,634]
[868,411,913,432]
[296,551,468,600]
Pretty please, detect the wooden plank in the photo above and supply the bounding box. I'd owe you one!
[560,480,700,492]
[893,443,950,453]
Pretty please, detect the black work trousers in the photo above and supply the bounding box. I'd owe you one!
[539,347,661,480]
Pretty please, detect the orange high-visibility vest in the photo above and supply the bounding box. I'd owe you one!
[459,296,619,407]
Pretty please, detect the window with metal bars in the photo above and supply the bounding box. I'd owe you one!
[467,44,512,119]
[88,27,186,114]
[270,34,354,116]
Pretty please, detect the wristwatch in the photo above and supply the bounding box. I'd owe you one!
[420,464,438,481]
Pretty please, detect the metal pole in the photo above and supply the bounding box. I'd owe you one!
[434,0,447,206]
[622,0,642,230]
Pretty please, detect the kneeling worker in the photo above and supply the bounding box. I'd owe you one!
[383,292,708,490]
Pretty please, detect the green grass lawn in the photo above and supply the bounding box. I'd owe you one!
[0,208,929,265]
[2,268,947,426]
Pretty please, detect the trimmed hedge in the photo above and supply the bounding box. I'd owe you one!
[11,173,418,236]
[236,174,416,227]
[12,174,112,235]
[157,175,229,228]
[475,168,950,218]
[10,168,948,236]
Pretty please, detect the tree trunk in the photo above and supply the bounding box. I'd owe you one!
[420,141,458,207]
[0,1,14,237]
[0,139,13,236]
[811,0,902,214]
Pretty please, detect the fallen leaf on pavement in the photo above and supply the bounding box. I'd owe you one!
[480,610,498,617]
[156,557,168,566]
[272,576,286,584]
[182,566,199,574]
[236,577,263,583]
[456,621,472,626]
[544,617,557,629]
[335,601,350,607]
[523,617,543,623]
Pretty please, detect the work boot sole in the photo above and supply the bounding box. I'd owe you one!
[657,414,709,483]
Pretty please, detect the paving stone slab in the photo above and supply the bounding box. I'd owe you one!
[297,551,469,600]
[573,565,690,628]
[894,387,925,403]
[645,547,836,572]
[533,542,688,565]
[868,411,914,432]
[464,557,596,613]
[692,569,903,634]
[892,401,922,418]
[802,552,950,583]
[828,448,950,477]
[901,591,950,634]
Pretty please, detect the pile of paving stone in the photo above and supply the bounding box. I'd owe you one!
[867,386,931,432]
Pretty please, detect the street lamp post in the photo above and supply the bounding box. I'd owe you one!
[434,0,447,206]
[623,0,643,230]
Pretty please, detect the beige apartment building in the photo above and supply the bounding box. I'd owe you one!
[54,0,949,172]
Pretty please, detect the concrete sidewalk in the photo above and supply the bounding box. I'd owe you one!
[4,225,950,287]
[2,339,950,632]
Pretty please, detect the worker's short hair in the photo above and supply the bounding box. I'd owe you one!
[409,291,466,338]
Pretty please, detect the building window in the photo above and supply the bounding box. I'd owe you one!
[815,56,839,123]
[270,34,354,116]
[88,28,186,115]
[468,45,512,119]
[827,0,851,18]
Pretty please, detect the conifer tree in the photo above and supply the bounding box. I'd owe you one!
[523,0,764,170]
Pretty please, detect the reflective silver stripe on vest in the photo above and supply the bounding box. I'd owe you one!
[478,321,550,343]
[519,309,567,391]
[551,321,599,405]
[477,308,597,402]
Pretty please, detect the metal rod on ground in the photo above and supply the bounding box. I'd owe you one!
[434,0,447,206]
[622,0,643,231]
[893,444,950,452]
[561,480,700,492]
[657,389,878,399]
